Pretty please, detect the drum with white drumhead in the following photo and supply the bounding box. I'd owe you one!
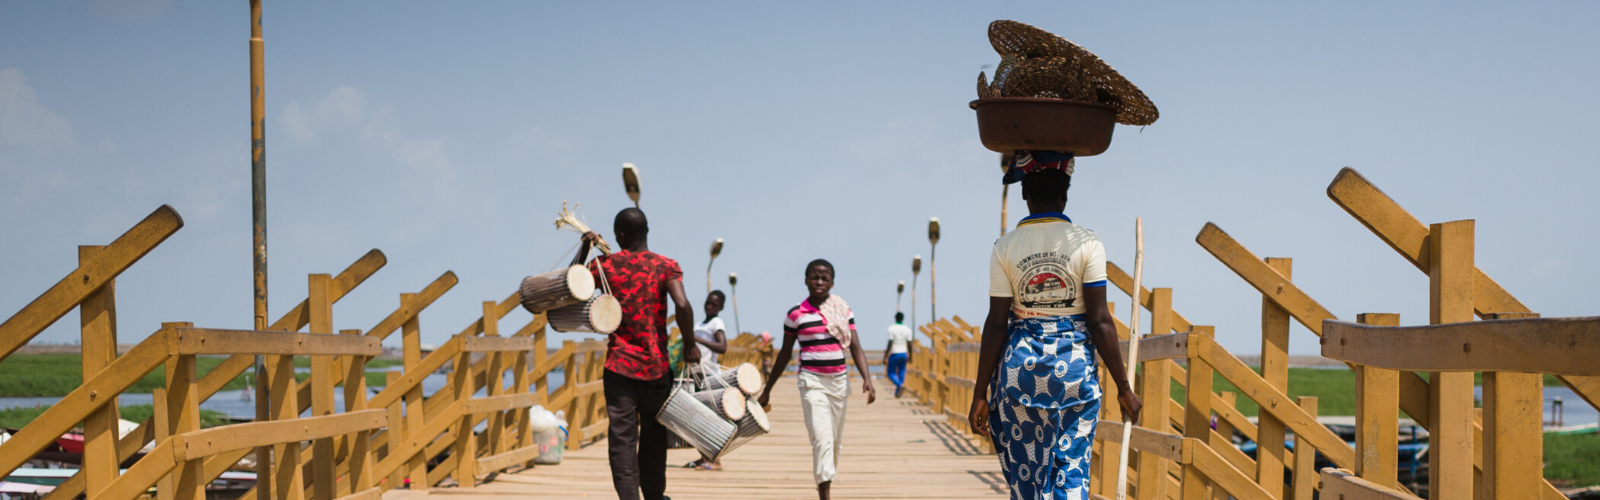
[519,265,596,314]
[656,387,737,459]
[548,293,621,334]
[713,399,771,460]
[699,363,763,396]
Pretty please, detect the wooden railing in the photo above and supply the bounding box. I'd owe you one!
[901,167,1596,499]
[1,205,610,500]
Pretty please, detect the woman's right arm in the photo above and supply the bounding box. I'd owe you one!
[968,296,1012,435]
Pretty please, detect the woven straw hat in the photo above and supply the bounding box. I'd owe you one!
[983,20,1158,126]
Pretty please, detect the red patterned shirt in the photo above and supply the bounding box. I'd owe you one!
[588,250,683,380]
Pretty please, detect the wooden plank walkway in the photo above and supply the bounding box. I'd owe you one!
[427,374,1008,499]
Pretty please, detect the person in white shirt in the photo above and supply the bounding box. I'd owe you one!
[682,290,729,470]
[883,313,913,398]
[693,291,728,365]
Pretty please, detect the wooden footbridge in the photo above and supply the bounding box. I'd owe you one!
[1,166,1596,500]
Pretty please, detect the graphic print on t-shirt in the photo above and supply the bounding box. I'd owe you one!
[1015,251,1079,310]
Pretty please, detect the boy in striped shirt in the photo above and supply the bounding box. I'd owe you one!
[757,259,875,500]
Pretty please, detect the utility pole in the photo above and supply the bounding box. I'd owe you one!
[248,2,271,499]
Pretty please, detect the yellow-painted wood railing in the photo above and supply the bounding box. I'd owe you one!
[1,205,609,500]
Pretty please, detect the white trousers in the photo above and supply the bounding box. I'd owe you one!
[798,370,850,484]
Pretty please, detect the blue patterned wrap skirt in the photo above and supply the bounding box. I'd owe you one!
[987,314,1102,500]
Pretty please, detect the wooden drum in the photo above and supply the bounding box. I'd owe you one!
[657,387,737,459]
[714,399,771,460]
[519,265,596,314]
[691,388,747,421]
[548,293,621,334]
[700,363,763,396]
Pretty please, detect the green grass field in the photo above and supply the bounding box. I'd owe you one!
[1545,432,1600,488]
[0,404,230,429]
[1168,367,1359,417]
[0,354,404,397]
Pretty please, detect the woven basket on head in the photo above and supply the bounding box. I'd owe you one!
[979,20,1158,126]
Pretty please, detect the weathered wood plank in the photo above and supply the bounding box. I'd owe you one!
[463,393,539,415]
[0,205,183,362]
[1318,469,1419,499]
[460,335,538,353]
[178,410,387,458]
[1117,332,1189,362]
[1322,317,1600,375]
[173,328,383,356]
[476,445,541,474]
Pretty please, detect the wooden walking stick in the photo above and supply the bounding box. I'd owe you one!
[1115,217,1144,500]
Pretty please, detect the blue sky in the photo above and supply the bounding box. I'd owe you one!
[3,1,1597,356]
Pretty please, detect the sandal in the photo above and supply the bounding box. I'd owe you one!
[681,459,704,469]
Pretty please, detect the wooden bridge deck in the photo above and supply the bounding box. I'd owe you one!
[430,375,1007,499]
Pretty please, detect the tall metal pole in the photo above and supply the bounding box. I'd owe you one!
[249,2,271,499]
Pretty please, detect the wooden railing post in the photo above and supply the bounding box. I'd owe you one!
[1181,330,1214,500]
[562,340,581,451]
[1257,257,1291,499]
[533,323,549,402]
[163,322,204,500]
[399,294,427,490]
[1291,397,1318,500]
[1353,313,1400,489]
[1427,220,1475,500]
[481,302,507,460]
[1211,391,1238,500]
[341,329,374,493]
[1135,288,1174,500]
[307,274,338,500]
[452,334,478,487]
[511,329,533,467]
[78,245,120,498]
[1483,316,1543,498]
[383,371,405,490]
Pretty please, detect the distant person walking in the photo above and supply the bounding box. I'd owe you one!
[884,312,913,398]
[758,259,876,500]
[967,153,1140,499]
[574,208,698,500]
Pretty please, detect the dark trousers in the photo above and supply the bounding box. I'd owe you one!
[604,369,672,500]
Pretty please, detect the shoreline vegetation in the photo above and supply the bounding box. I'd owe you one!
[0,404,231,430]
[0,354,406,398]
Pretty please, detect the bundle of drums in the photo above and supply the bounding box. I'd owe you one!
[520,264,622,334]
[660,363,770,461]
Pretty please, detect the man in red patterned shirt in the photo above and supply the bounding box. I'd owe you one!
[575,208,696,500]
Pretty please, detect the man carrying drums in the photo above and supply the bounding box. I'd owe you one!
[574,207,698,500]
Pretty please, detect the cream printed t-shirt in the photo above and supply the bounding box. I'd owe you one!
[988,214,1108,318]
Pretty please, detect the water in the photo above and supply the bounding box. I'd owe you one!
[0,370,566,420]
[1475,384,1598,428]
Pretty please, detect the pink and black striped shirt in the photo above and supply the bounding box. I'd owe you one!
[784,298,855,375]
